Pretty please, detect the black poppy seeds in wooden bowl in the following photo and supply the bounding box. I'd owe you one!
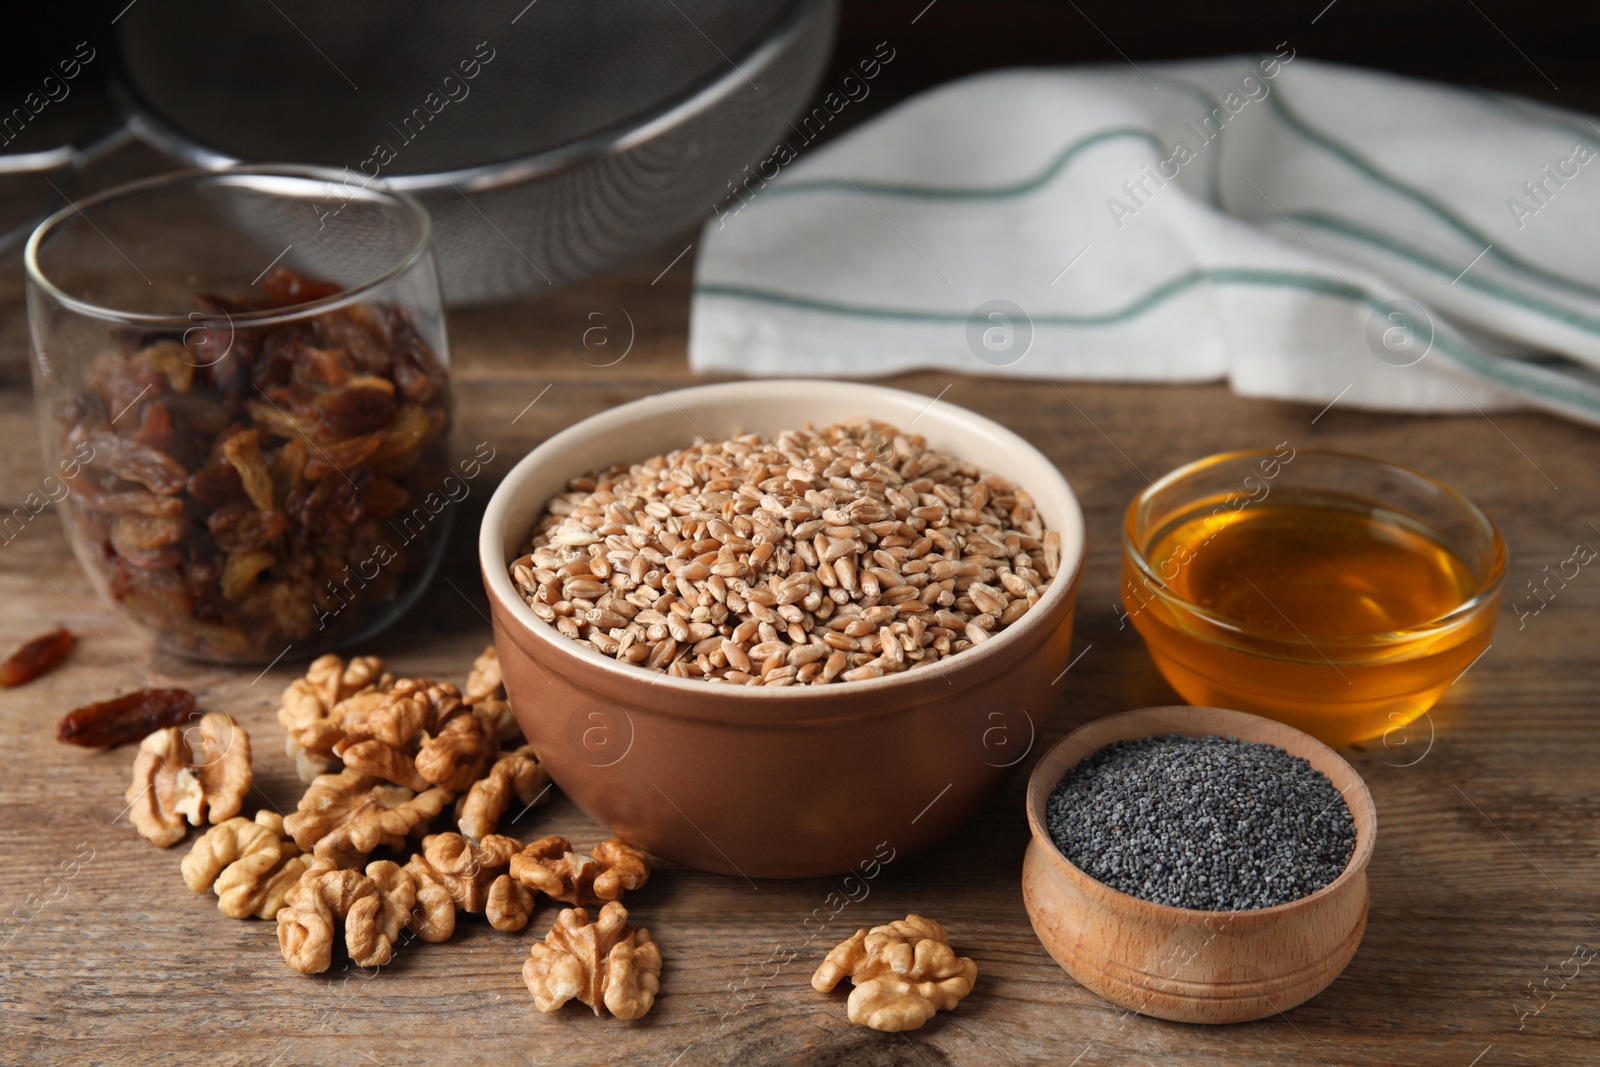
[1045,734,1358,911]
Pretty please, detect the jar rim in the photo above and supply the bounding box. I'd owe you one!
[23,164,432,328]
[1121,447,1508,649]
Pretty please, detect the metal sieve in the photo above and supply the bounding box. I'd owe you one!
[114,0,836,303]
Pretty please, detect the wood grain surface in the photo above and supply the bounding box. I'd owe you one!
[3,234,1599,1067]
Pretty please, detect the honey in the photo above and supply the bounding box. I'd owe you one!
[1124,491,1500,745]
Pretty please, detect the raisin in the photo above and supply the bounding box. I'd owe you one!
[314,306,393,374]
[294,467,369,531]
[221,429,274,512]
[185,458,246,508]
[133,341,195,393]
[364,478,410,520]
[390,311,449,400]
[269,579,318,637]
[132,400,176,455]
[251,329,311,392]
[303,430,384,481]
[110,513,187,570]
[206,504,289,553]
[312,380,396,438]
[56,687,197,747]
[220,548,275,600]
[245,397,316,443]
[110,512,187,549]
[164,394,229,436]
[0,628,75,687]
[367,404,440,477]
[262,267,343,306]
[87,353,162,419]
[109,554,187,598]
[80,490,185,517]
[89,430,189,495]
[56,391,108,430]
[184,554,222,601]
[292,344,355,392]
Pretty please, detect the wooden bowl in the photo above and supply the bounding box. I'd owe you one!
[1022,706,1377,1024]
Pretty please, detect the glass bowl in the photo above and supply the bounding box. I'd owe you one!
[1121,449,1506,746]
[25,167,452,663]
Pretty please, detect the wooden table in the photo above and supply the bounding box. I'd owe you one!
[3,240,1598,1067]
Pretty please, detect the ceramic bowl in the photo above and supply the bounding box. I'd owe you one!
[480,380,1085,877]
[1023,706,1377,1024]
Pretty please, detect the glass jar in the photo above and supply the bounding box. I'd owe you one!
[26,167,452,663]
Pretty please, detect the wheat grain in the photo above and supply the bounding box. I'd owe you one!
[508,420,1053,685]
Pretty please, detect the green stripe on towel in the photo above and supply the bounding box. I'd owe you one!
[763,127,1163,202]
[695,269,1600,410]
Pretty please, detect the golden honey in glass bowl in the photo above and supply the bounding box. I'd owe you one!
[1121,448,1506,746]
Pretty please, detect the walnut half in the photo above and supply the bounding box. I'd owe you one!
[126,727,189,847]
[172,712,252,826]
[282,768,450,868]
[456,745,550,842]
[277,654,394,782]
[125,713,254,848]
[812,915,978,1032]
[465,644,503,705]
[508,837,649,905]
[403,832,532,933]
[523,901,661,1020]
[181,811,310,919]
[333,679,499,793]
[277,859,440,974]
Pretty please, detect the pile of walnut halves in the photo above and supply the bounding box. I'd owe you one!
[123,647,663,1019]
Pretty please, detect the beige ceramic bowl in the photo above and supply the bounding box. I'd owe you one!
[480,380,1085,877]
[1023,706,1377,1024]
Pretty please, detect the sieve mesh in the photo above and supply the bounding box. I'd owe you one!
[117,0,836,302]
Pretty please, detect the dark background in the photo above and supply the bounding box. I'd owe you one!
[826,0,1596,110]
[5,0,1596,143]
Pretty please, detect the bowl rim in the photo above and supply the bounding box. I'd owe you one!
[1122,446,1508,649]
[480,378,1086,709]
[114,0,833,195]
[23,164,433,328]
[1024,705,1377,925]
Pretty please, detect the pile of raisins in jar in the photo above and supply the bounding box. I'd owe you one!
[55,269,452,661]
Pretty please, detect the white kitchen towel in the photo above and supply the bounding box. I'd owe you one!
[690,54,1600,423]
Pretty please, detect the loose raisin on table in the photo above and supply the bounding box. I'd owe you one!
[0,628,75,688]
[56,687,197,747]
